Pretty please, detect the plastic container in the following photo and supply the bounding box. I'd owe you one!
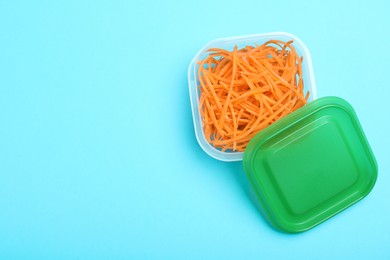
[188,32,317,161]
[243,97,377,233]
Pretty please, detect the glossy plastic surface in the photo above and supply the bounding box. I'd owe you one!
[243,97,377,233]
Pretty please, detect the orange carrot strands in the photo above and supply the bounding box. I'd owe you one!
[198,40,310,152]
[218,46,237,130]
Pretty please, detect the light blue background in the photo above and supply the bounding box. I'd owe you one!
[1,0,389,259]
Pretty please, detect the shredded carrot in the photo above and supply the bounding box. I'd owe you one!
[198,40,310,152]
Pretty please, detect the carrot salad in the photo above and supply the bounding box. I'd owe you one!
[198,40,309,152]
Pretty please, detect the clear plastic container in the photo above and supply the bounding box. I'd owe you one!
[188,32,317,161]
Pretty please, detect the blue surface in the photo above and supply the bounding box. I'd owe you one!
[0,0,389,258]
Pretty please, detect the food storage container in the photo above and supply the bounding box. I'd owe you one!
[188,33,377,233]
[188,32,317,161]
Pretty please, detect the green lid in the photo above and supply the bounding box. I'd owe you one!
[243,96,377,233]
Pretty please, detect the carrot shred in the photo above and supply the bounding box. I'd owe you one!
[198,40,310,152]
